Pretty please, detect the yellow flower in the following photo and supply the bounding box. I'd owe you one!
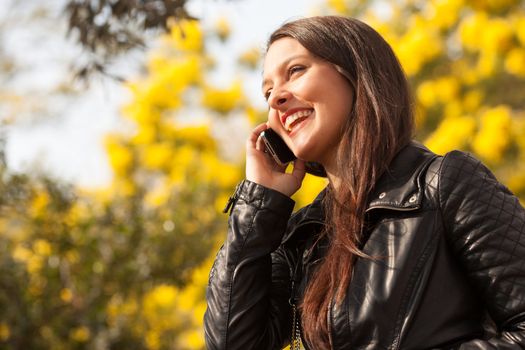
[13,245,32,263]
[202,81,244,114]
[145,182,171,208]
[146,285,178,309]
[327,0,349,13]
[444,101,463,119]
[142,142,173,170]
[460,12,488,52]
[435,76,460,103]
[476,52,498,78]
[131,123,157,145]
[168,145,196,185]
[145,330,161,350]
[168,20,203,53]
[481,18,514,54]
[505,48,525,77]
[30,192,50,217]
[60,288,73,303]
[215,17,231,41]
[417,81,437,107]
[200,153,240,188]
[395,19,442,75]
[27,256,44,274]
[427,0,465,30]
[70,326,90,342]
[424,115,476,154]
[463,90,484,113]
[293,174,328,209]
[245,107,267,124]
[472,106,512,163]
[179,328,205,349]
[517,16,525,46]
[0,322,10,341]
[105,136,134,177]
[33,239,52,256]
[416,76,460,108]
[508,171,525,194]
[239,47,262,69]
[472,0,522,12]
[65,250,80,264]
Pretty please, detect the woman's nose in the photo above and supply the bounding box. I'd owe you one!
[268,88,291,109]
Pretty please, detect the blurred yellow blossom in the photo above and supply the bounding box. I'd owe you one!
[33,239,52,256]
[481,18,514,53]
[472,106,512,163]
[70,326,90,342]
[416,77,460,108]
[425,116,476,154]
[293,174,328,208]
[65,250,80,264]
[468,0,522,11]
[146,285,178,309]
[239,47,261,69]
[27,256,44,274]
[327,0,349,13]
[0,322,10,341]
[202,81,244,114]
[476,52,498,77]
[179,329,205,349]
[146,330,161,350]
[508,171,525,194]
[463,90,484,113]
[215,17,231,41]
[426,0,464,30]
[168,20,203,53]
[105,136,134,177]
[460,12,489,52]
[517,16,525,46]
[30,192,50,217]
[13,244,32,263]
[505,48,525,77]
[395,18,442,75]
[60,288,73,303]
[444,101,463,119]
[131,123,156,145]
[142,142,174,170]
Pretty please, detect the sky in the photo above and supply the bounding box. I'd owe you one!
[1,0,323,188]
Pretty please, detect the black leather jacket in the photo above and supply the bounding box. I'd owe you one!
[204,142,525,349]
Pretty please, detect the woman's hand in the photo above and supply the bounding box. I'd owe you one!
[246,123,306,197]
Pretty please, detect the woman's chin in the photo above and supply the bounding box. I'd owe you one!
[292,147,318,164]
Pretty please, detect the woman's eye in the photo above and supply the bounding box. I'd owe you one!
[264,90,272,101]
[289,65,305,76]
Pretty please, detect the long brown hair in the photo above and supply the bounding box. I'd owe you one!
[267,16,414,349]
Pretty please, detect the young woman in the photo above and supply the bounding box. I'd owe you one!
[204,16,525,349]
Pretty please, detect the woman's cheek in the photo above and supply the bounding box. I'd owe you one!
[267,109,282,131]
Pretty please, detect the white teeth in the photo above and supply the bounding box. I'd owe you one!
[284,110,312,131]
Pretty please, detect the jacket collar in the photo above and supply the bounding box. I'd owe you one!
[289,141,438,226]
[366,141,438,212]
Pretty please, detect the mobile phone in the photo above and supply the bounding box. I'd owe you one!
[260,128,296,166]
[260,128,327,177]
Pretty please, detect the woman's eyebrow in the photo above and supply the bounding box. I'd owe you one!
[261,54,310,89]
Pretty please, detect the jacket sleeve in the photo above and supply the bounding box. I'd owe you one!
[204,180,296,350]
[439,151,525,349]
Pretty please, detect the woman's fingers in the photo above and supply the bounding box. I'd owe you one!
[247,123,268,150]
[291,159,306,182]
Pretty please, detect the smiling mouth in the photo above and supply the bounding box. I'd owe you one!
[284,110,313,131]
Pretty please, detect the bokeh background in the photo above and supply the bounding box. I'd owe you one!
[1,0,524,349]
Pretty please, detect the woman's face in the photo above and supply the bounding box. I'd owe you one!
[262,37,354,169]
